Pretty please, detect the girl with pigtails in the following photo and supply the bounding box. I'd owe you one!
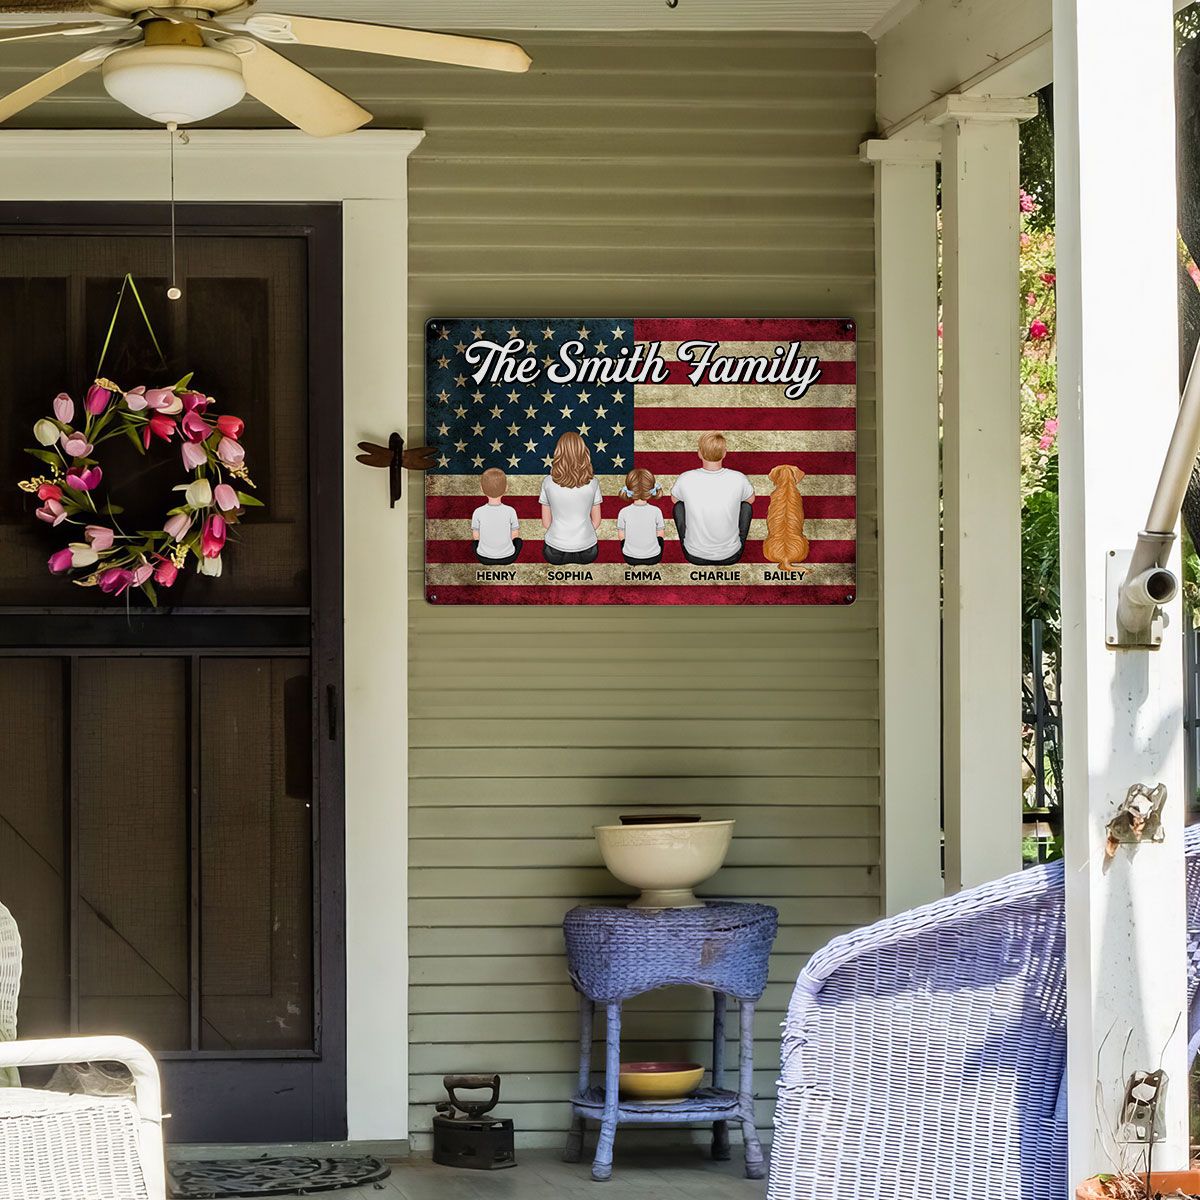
[616,468,665,565]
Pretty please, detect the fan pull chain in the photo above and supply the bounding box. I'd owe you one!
[166,121,182,302]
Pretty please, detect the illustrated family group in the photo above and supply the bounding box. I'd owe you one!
[470,430,756,567]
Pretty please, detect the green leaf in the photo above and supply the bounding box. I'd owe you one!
[121,421,147,455]
[172,372,194,393]
[236,491,264,507]
[104,503,123,516]
[25,448,59,466]
[142,581,158,607]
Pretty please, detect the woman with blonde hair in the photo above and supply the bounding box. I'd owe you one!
[539,431,602,565]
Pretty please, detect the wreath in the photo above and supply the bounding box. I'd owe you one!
[20,374,260,604]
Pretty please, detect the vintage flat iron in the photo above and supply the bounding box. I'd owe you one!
[432,1074,516,1171]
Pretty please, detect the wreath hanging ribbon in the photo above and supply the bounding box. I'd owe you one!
[20,275,261,604]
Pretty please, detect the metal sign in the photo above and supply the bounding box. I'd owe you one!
[423,317,857,605]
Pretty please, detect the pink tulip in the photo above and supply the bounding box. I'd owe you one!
[213,483,239,512]
[36,499,66,526]
[144,388,176,411]
[216,414,244,440]
[216,437,244,466]
[97,567,134,595]
[123,387,147,412]
[60,432,93,458]
[181,391,210,413]
[154,558,179,588]
[130,563,153,587]
[65,467,102,492]
[164,512,192,541]
[201,514,227,558]
[143,413,176,449]
[85,525,114,551]
[53,393,74,423]
[85,383,112,415]
[48,548,73,575]
[181,441,207,470]
[37,483,62,502]
[182,411,212,443]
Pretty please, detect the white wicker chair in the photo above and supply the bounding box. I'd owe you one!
[0,901,19,1089]
[0,902,166,1200]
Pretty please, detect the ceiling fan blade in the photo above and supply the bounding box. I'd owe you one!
[0,20,118,42]
[0,43,109,123]
[221,36,370,138]
[243,13,531,74]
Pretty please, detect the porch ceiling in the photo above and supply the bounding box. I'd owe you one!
[0,0,911,33]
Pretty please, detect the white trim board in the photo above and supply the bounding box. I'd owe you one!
[0,128,423,1142]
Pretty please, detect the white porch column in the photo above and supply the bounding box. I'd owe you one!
[1055,0,1189,1184]
[934,95,1036,893]
[861,138,945,913]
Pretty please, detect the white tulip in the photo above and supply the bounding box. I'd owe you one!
[185,478,213,508]
[34,419,58,447]
[69,544,98,569]
[158,395,183,415]
[198,555,223,577]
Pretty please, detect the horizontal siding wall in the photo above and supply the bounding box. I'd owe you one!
[401,31,879,1149]
[0,26,880,1151]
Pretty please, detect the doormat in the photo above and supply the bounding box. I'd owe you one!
[169,1156,390,1198]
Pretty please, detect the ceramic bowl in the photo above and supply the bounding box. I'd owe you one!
[593,819,734,909]
[618,1061,705,1103]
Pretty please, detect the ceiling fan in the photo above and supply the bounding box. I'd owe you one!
[0,2,531,136]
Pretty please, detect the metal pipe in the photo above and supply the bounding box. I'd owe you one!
[1117,337,1200,636]
[1146,336,1200,537]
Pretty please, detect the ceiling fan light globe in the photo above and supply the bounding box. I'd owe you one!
[102,44,245,126]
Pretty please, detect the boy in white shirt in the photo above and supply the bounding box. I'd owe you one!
[670,431,755,565]
[471,468,523,565]
[616,468,665,565]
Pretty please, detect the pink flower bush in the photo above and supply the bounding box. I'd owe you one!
[1038,418,1059,451]
[1028,319,1049,341]
[22,375,260,603]
[1019,188,1037,214]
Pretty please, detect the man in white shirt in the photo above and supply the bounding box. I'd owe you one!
[471,468,523,565]
[670,432,754,565]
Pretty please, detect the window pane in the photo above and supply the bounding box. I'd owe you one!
[77,658,189,1050]
[200,658,313,1051]
[0,658,67,1038]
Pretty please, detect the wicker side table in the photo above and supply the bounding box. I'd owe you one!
[561,902,778,1182]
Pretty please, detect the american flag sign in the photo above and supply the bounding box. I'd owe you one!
[424,317,857,605]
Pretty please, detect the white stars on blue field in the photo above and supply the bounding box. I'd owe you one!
[426,318,636,474]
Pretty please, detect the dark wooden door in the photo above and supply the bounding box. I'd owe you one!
[0,204,345,1143]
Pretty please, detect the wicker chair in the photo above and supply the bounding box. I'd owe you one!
[0,902,166,1200]
[0,902,19,1089]
[767,825,1200,1200]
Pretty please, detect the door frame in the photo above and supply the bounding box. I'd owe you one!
[0,130,423,1145]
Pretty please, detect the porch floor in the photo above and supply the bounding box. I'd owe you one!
[218,1147,767,1199]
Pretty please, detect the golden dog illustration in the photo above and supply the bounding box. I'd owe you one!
[763,464,809,570]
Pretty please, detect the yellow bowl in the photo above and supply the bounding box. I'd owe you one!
[618,1061,705,1103]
